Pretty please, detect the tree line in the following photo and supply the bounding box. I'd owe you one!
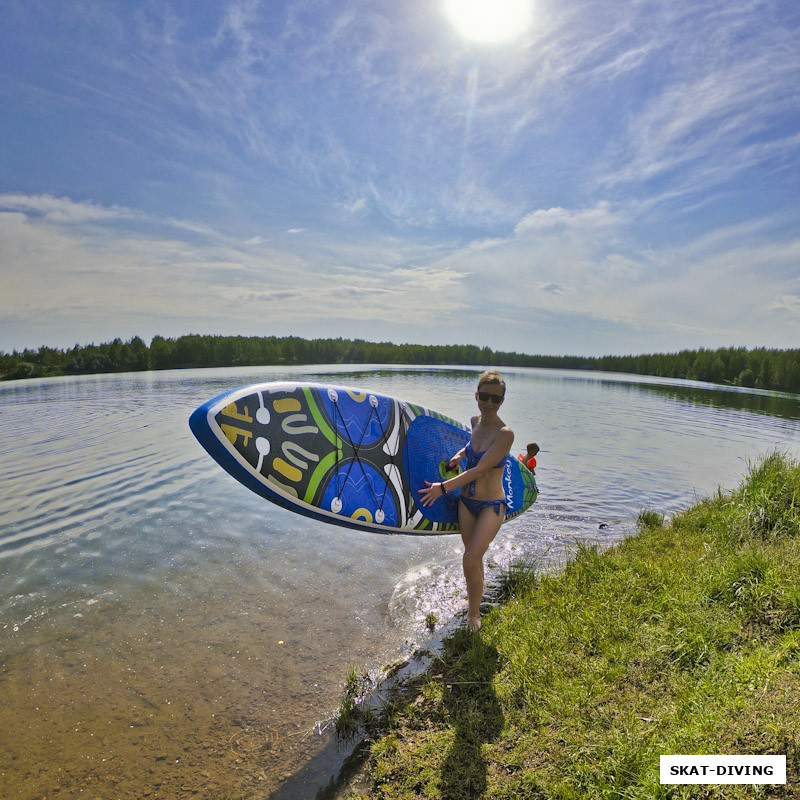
[1,334,799,394]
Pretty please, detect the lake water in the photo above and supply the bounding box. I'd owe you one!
[2,365,800,798]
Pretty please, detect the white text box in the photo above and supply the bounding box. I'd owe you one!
[660,755,786,784]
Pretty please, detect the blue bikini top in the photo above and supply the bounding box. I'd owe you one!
[464,441,506,471]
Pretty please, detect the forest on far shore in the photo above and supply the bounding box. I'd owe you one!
[2,334,799,395]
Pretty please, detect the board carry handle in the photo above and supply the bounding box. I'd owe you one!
[438,460,462,481]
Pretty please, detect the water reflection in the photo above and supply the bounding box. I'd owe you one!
[632,381,800,420]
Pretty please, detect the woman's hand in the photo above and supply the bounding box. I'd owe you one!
[447,449,465,470]
[418,480,444,507]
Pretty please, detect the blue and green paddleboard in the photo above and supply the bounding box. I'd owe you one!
[189,382,537,534]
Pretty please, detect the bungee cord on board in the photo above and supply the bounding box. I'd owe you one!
[329,393,412,520]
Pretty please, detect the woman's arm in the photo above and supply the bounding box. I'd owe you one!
[447,446,467,469]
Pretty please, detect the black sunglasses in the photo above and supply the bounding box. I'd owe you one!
[477,391,505,404]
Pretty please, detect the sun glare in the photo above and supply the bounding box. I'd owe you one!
[443,0,533,44]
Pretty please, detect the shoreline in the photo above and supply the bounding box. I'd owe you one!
[323,452,800,799]
[4,336,800,395]
[269,577,519,799]
[269,617,464,800]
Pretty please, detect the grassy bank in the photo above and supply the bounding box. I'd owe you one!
[335,453,800,799]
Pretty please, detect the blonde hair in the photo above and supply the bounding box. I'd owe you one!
[477,369,505,392]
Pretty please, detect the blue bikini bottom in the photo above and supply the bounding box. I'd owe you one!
[460,495,506,518]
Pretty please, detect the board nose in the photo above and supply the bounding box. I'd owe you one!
[189,400,217,455]
[189,386,242,451]
[188,403,208,439]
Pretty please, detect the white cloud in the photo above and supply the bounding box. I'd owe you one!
[0,194,472,349]
[214,0,260,57]
[597,2,800,197]
[425,195,800,351]
[340,197,368,215]
[515,202,621,234]
[769,294,800,318]
[0,194,132,225]
[539,282,569,295]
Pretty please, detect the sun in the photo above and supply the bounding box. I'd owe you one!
[443,0,533,44]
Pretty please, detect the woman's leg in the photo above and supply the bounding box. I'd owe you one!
[459,502,503,631]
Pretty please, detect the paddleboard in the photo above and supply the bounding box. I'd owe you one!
[189,381,538,534]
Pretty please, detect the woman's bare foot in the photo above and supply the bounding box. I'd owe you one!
[466,615,482,633]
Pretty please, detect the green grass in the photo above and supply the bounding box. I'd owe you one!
[337,452,800,799]
[335,664,379,740]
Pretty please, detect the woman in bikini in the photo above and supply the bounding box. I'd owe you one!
[418,369,513,632]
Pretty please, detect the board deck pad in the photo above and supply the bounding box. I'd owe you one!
[189,381,537,535]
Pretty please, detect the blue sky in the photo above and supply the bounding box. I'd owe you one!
[1,0,799,356]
